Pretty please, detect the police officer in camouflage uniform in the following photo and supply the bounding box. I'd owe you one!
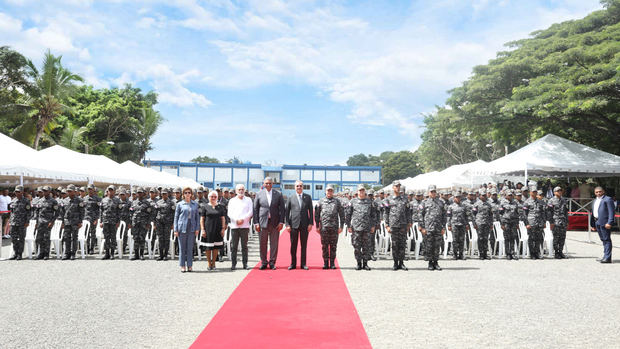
[547,186,568,259]
[8,185,31,260]
[488,188,500,253]
[499,190,520,260]
[346,185,376,271]
[35,186,59,260]
[447,191,468,260]
[118,188,131,253]
[514,189,526,222]
[472,188,493,259]
[84,184,101,254]
[62,184,84,260]
[383,180,412,270]
[368,189,380,261]
[155,188,175,261]
[419,185,446,270]
[523,186,545,259]
[99,185,121,260]
[315,184,345,269]
[130,187,152,260]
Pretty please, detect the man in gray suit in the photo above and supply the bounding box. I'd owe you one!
[253,177,286,270]
[285,180,314,270]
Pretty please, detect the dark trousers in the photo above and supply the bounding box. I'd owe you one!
[289,226,309,267]
[259,223,280,265]
[36,222,52,255]
[86,219,97,252]
[596,223,613,260]
[102,223,117,250]
[231,228,249,267]
[477,224,491,254]
[62,224,79,256]
[156,221,171,257]
[10,225,26,257]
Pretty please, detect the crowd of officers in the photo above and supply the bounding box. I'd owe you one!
[5,179,569,273]
[331,180,569,271]
[4,184,239,261]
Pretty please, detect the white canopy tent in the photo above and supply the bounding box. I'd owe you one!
[119,161,200,189]
[469,134,620,181]
[0,133,86,185]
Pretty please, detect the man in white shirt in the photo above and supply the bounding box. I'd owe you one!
[228,184,254,270]
[0,189,11,235]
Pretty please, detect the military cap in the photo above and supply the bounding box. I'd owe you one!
[392,180,401,187]
[223,188,230,192]
[14,185,24,192]
[174,187,181,193]
[529,186,538,192]
[66,184,77,192]
[36,186,42,192]
[428,184,437,191]
[118,188,127,195]
[490,188,497,195]
[368,189,375,195]
[553,186,562,192]
[478,188,487,195]
[87,184,96,190]
[415,189,424,196]
[357,184,366,191]
[42,185,52,192]
[148,187,156,193]
[514,189,522,196]
[406,189,413,195]
[505,189,514,196]
[79,186,86,192]
[56,186,63,192]
[326,184,334,191]
[61,189,67,194]
[196,187,203,193]
[161,188,169,194]
[468,189,476,195]
[452,190,462,196]
[377,189,384,194]
[135,186,145,193]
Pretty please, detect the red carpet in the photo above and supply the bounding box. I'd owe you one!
[191,228,371,349]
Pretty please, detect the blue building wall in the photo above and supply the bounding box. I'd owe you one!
[144,160,382,200]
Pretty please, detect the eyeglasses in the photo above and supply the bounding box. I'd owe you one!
[295,185,302,187]
[183,192,192,195]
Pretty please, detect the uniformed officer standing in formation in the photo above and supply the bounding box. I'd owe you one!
[346,185,376,271]
[499,190,520,260]
[314,184,345,269]
[35,186,59,260]
[147,187,158,251]
[155,188,175,260]
[118,188,131,253]
[84,184,102,254]
[99,185,121,260]
[547,186,569,259]
[447,191,468,260]
[62,184,84,260]
[8,185,31,260]
[522,186,545,259]
[367,189,380,261]
[130,187,152,260]
[488,188,500,253]
[419,185,446,270]
[383,180,412,270]
[472,189,493,260]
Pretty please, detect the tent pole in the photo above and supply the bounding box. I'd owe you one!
[524,167,528,187]
[20,174,23,186]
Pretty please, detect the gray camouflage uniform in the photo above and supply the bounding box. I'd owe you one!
[447,200,468,258]
[130,197,152,257]
[383,194,412,263]
[523,196,545,257]
[155,197,175,258]
[499,197,520,257]
[315,196,345,265]
[63,196,85,258]
[100,196,121,254]
[419,197,446,262]
[346,197,376,263]
[35,194,59,258]
[472,197,493,257]
[547,195,568,255]
[9,196,31,258]
[84,194,101,253]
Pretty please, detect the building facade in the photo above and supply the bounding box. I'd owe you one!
[144,161,382,200]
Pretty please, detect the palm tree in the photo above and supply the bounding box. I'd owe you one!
[18,50,83,149]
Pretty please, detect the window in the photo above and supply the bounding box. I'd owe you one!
[303,184,310,190]
[315,185,323,190]
[284,184,295,190]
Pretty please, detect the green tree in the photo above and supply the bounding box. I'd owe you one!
[190,155,220,163]
[346,153,369,166]
[381,151,423,185]
[0,46,33,141]
[17,50,83,149]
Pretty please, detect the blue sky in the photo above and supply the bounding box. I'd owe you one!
[0,0,603,165]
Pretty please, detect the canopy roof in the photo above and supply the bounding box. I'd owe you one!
[471,134,620,177]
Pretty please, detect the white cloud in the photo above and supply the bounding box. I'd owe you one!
[137,64,212,108]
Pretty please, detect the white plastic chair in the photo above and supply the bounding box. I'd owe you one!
[115,221,127,259]
[443,223,454,259]
[543,221,554,257]
[77,220,90,259]
[412,223,424,260]
[23,219,38,259]
[144,222,155,259]
[95,223,105,257]
[50,220,63,259]
[518,221,529,258]
[468,222,479,257]
[492,221,505,258]
[224,226,232,261]
[169,229,177,259]
[405,226,414,259]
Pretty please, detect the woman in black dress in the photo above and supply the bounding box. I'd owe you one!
[200,191,227,270]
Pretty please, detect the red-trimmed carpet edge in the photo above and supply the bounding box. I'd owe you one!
[190,228,372,349]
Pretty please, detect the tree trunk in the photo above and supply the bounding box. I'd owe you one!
[33,128,42,150]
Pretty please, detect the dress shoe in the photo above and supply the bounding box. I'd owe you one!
[259,264,267,270]
[231,265,236,271]
[301,265,309,270]
[288,265,296,270]
[330,265,337,269]
[269,263,276,270]
[243,264,248,269]
[600,259,612,264]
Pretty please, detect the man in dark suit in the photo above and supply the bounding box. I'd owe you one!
[591,186,615,263]
[285,180,314,270]
[253,177,286,270]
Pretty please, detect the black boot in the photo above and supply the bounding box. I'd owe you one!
[434,260,442,271]
[109,249,115,260]
[507,254,513,260]
[479,251,485,260]
[393,260,399,271]
[484,251,491,260]
[101,249,111,260]
[35,252,45,260]
[9,252,18,260]
[130,249,139,260]
[427,261,435,270]
[323,259,329,269]
[399,260,408,271]
[452,252,458,260]
[554,251,561,259]
[363,260,371,271]
[163,248,169,261]
[330,259,336,269]
[355,260,362,270]
[140,247,145,260]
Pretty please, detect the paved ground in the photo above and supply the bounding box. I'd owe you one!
[1,230,618,349]
[339,230,620,349]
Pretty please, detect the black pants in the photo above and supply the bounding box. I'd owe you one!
[62,224,79,256]
[11,225,26,257]
[290,226,309,267]
[231,228,249,266]
[36,222,52,255]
